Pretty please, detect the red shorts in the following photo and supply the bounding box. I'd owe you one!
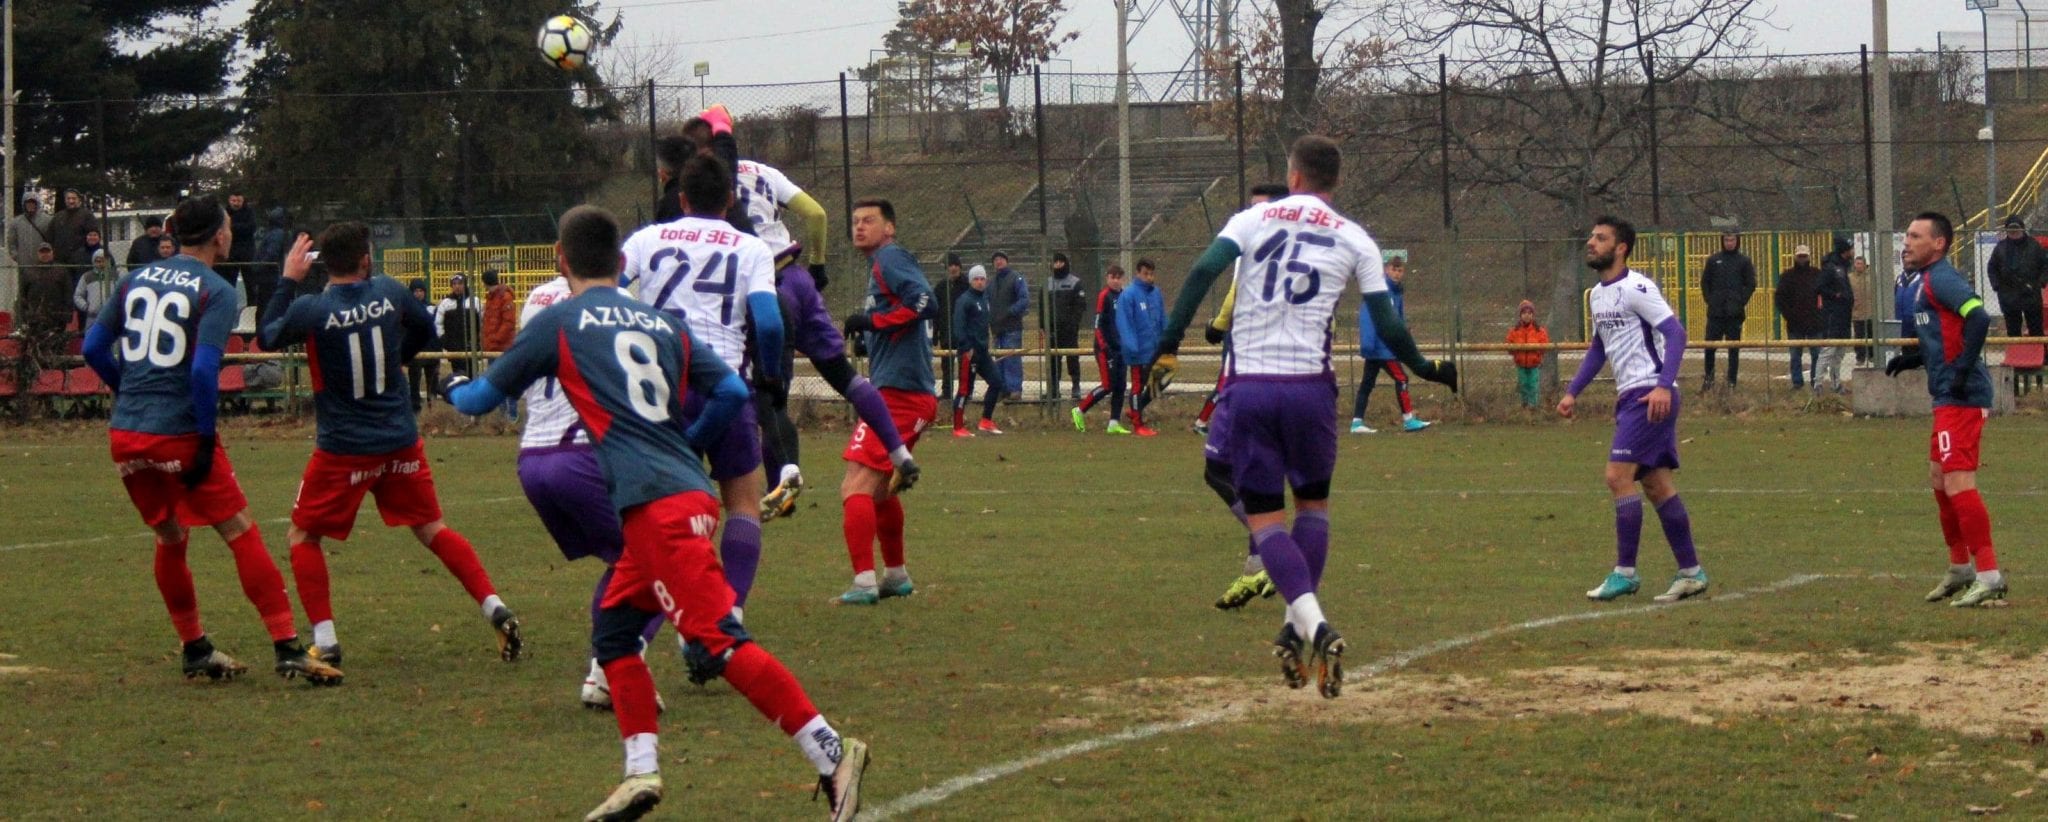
[291,440,444,540]
[109,430,248,528]
[842,388,937,472]
[607,491,740,653]
[1931,405,1989,473]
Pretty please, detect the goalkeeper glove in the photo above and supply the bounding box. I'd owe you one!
[842,312,875,336]
[180,434,218,491]
[1415,359,1460,393]
[1885,351,1924,377]
[439,373,471,403]
[1148,353,1178,397]
[1203,323,1226,345]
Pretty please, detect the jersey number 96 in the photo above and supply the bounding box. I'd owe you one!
[121,287,192,367]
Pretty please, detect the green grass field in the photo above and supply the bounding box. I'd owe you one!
[6,411,2048,819]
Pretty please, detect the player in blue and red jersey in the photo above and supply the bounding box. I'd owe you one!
[1885,212,2008,608]
[81,195,340,685]
[259,222,521,668]
[836,198,940,605]
[447,206,868,821]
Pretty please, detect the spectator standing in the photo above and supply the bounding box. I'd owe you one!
[155,236,176,263]
[1507,299,1550,409]
[20,243,69,349]
[951,265,1003,436]
[1114,258,1165,437]
[407,278,441,411]
[77,229,105,273]
[48,189,98,272]
[7,192,52,278]
[1816,237,1856,393]
[1988,215,2046,338]
[224,193,257,283]
[1698,231,1756,389]
[73,249,116,326]
[436,273,481,376]
[1776,245,1824,389]
[989,251,1030,399]
[1850,255,1875,364]
[248,206,290,309]
[933,253,963,393]
[125,215,167,268]
[1047,252,1086,399]
[481,269,516,353]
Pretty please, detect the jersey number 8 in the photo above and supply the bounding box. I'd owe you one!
[120,287,192,367]
[615,330,671,422]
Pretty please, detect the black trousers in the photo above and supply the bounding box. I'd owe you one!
[2000,292,2044,337]
[1702,315,1744,384]
[1051,319,1082,393]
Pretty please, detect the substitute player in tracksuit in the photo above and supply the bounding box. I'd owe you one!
[1072,264,1131,433]
[1116,259,1166,437]
[81,195,339,685]
[1886,212,2009,608]
[951,265,1003,436]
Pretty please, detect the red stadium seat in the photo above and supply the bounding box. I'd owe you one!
[0,368,17,399]
[64,336,83,356]
[30,369,64,396]
[219,365,247,393]
[0,338,20,359]
[0,311,13,336]
[226,335,247,354]
[63,367,104,397]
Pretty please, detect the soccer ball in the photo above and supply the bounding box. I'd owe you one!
[537,15,593,70]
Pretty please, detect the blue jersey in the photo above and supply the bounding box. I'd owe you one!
[857,243,936,393]
[260,275,433,455]
[93,255,241,435]
[1912,260,1994,408]
[483,286,735,511]
[1356,280,1404,360]
[953,287,990,350]
[1115,279,1166,365]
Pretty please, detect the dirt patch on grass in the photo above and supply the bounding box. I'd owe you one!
[1091,644,2048,737]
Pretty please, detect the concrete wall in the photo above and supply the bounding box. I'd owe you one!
[1851,366,2017,416]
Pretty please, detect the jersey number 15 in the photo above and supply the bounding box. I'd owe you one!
[1250,229,1334,305]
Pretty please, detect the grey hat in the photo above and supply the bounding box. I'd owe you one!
[19,191,36,204]
[968,264,988,281]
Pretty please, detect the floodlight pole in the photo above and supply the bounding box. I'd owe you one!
[1116,0,1133,274]
[1871,0,1897,341]
[1982,5,1999,228]
[3,0,15,313]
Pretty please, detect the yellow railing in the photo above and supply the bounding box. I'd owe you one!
[385,245,558,302]
[1962,143,2048,236]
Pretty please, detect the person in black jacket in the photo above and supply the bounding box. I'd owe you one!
[1699,231,1757,389]
[1815,237,1856,393]
[1047,252,1087,398]
[652,135,692,225]
[1988,216,2046,337]
[1775,246,1824,389]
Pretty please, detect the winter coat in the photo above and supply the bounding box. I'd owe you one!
[1048,270,1086,333]
[253,207,290,273]
[482,284,517,352]
[47,203,97,268]
[1700,247,1758,319]
[126,230,167,268]
[1775,262,1824,336]
[6,210,51,270]
[226,201,257,263]
[990,265,1030,336]
[1989,235,2048,298]
[1356,280,1405,361]
[1817,249,1856,337]
[1115,279,1165,365]
[953,288,991,351]
[1507,320,1550,368]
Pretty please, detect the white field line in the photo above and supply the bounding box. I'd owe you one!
[929,487,2048,496]
[865,571,1870,820]
[0,495,525,553]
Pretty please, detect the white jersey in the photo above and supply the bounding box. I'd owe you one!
[736,160,804,253]
[1217,194,1386,377]
[516,277,587,450]
[1587,269,1678,393]
[621,215,777,376]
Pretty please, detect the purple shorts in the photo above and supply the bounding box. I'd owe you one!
[1203,384,1234,461]
[779,263,846,363]
[1611,386,1681,478]
[680,393,762,481]
[1225,375,1339,498]
[517,445,624,564]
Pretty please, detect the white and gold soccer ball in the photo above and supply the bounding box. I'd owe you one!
[537,15,594,71]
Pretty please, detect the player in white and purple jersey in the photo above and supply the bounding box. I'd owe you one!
[1155,136,1457,698]
[1558,215,1709,605]
[448,206,868,821]
[622,154,784,614]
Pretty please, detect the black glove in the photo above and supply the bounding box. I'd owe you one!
[180,434,218,491]
[1416,359,1461,393]
[1952,367,1972,398]
[842,312,874,335]
[808,263,829,292]
[438,373,471,403]
[1885,351,1924,377]
[1203,324,1226,345]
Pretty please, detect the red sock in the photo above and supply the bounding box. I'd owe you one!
[876,496,906,568]
[1951,489,1998,572]
[1934,491,1968,565]
[225,526,297,641]
[601,655,661,737]
[723,643,819,735]
[842,495,877,575]
[953,405,966,429]
[154,538,203,643]
[1198,396,1217,424]
[290,542,334,625]
[427,529,497,602]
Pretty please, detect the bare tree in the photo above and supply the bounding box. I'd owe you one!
[912,0,1080,136]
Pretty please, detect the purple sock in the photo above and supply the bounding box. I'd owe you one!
[1293,510,1330,588]
[720,517,763,607]
[640,613,664,645]
[590,566,612,628]
[1253,525,1313,602]
[845,376,905,452]
[1655,495,1700,569]
[1615,494,1643,569]
[1228,501,1256,557]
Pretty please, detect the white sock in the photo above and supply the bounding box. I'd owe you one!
[780,464,803,486]
[852,570,876,589]
[1614,566,1637,578]
[1402,412,1417,422]
[883,565,909,583]
[1286,592,1327,641]
[794,715,842,777]
[1678,566,1702,578]
[623,732,659,777]
[479,594,505,620]
[888,446,913,467]
[587,657,606,687]
[729,606,745,624]
[1350,418,1364,426]
[1981,569,2005,587]
[1952,563,1975,575]
[1243,553,1264,576]
[312,620,338,648]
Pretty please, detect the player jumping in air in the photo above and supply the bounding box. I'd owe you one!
[80,195,340,685]
[1153,136,1458,697]
[838,198,939,605]
[1559,216,1710,604]
[448,206,869,822]
[624,153,784,616]
[1885,211,2008,608]
[1205,184,1286,610]
[1072,264,1132,433]
[260,224,521,666]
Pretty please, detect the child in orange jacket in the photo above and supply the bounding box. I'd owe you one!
[1507,300,1549,408]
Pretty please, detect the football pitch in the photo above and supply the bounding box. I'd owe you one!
[6,412,2048,819]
